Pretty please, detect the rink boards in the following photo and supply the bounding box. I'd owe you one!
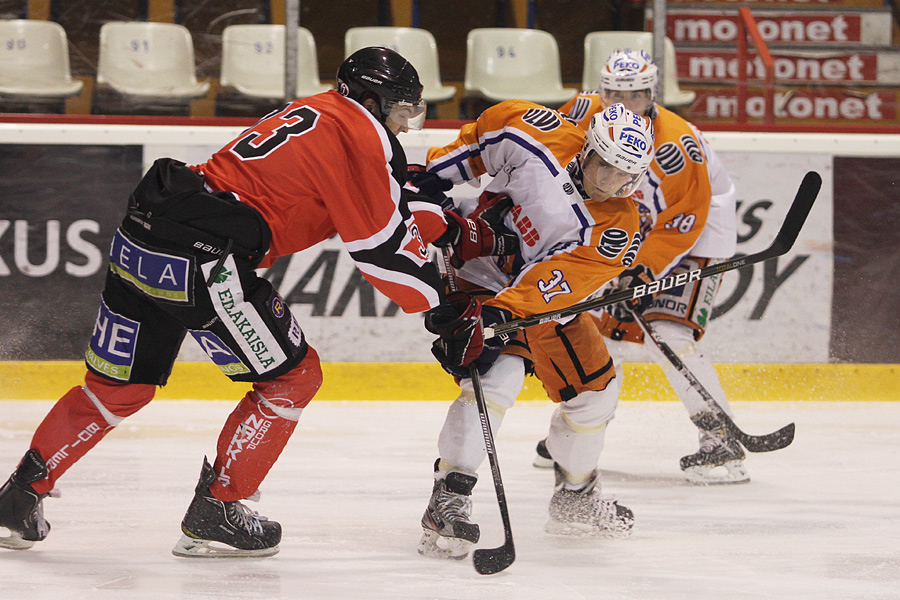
[1,121,899,392]
[1,361,897,402]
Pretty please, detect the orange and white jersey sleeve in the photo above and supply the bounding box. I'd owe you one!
[631,107,712,278]
[486,197,643,318]
[691,130,737,258]
[426,99,585,187]
[426,100,588,292]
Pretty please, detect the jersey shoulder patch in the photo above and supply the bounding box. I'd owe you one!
[567,96,594,124]
[655,142,686,175]
[522,107,563,132]
[680,134,704,163]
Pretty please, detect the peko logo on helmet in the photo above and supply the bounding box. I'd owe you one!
[612,58,641,72]
[618,130,649,154]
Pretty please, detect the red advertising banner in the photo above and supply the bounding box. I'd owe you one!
[690,85,899,123]
[676,48,900,84]
[658,0,884,7]
[646,9,892,45]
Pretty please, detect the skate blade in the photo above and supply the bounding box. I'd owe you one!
[417,528,472,560]
[544,518,634,539]
[532,454,554,469]
[0,529,36,550]
[171,534,279,558]
[682,460,751,485]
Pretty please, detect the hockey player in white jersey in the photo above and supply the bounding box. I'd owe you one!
[416,102,655,559]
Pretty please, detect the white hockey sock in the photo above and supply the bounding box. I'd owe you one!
[437,354,525,474]
[546,376,620,484]
[647,320,734,418]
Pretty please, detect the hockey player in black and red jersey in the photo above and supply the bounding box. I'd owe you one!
[0,47,517,556]
[531,49,748,484]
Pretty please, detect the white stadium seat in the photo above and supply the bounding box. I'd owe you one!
[0,19,83,97]
[97,22,209,98]
[344,27,456,103]
[583,31,696,107]
[464,28,577,106]
[221,24,331,99]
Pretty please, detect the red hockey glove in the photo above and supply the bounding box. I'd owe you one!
[435,209,519,268]
[425,292,484,371]
[609,264,656,323]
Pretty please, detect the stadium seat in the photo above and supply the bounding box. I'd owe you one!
[464,28,577,107]
[344,27,456,103]
[96,22,209,98]
[221,24,331,99]
[582,31,696,107]
[0,20,83,97]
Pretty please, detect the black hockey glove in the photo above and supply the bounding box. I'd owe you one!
[609,264,656,323]
[407,164,454,210]
[425,292,484,373]
[424,294,513,378]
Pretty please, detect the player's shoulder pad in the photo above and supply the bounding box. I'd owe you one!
[654,106,706,176]
[483,99,573,135]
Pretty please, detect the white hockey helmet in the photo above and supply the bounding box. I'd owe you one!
[600,49,659,105]
[580,102,655,198]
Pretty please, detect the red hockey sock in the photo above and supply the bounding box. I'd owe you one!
[210,349,322,501]
[29,371,155,495]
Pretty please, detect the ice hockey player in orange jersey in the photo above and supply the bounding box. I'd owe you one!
[532,49,748,485]
[416,101,655,560]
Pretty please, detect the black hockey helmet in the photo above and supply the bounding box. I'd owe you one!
[336,46,426,130]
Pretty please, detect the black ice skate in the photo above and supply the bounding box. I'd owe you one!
[172,457,281,558]
[680,412,750,485]
[418,461,480,560]
[0,449,52,551]
[532,438,553,469]
[546,463,634,538]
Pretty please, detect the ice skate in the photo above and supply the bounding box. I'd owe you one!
[546,463,634,538]
[172,457,281,558]
[532,438,554,469]
[0,450,52,551]
[418,463,480,560]
[680,421,750,485]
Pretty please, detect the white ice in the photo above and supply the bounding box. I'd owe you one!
[1,399,898,600]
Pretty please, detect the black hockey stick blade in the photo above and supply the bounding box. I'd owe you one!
[634,311,796,454]
[485,170,822,340]
[473,540,516,575]
[725,414,795,453]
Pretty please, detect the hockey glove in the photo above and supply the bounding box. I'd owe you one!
[424,294,513,378]
[608,264,656,323]
[435,209,519,268]
[407,164,454,210]
[425,292,485,373]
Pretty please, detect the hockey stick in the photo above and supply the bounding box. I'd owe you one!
[438,248,515,575]
[632,311,794,453]
[484,171,822,341]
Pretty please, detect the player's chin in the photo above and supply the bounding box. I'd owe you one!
[588,187,612,202]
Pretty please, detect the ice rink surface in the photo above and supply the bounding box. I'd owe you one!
[1,398,898,600]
